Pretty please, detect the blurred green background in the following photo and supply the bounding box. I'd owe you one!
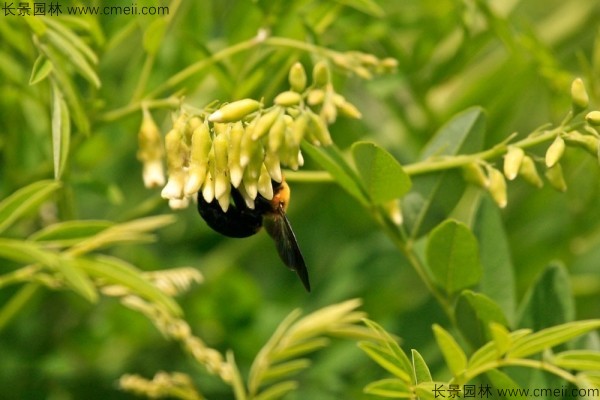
[1,0,600,398]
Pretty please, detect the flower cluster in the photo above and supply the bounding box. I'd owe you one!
[137,62,362,211]
[463,78,600,208]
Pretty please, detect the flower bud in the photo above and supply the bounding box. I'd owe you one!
[291,113,309,146]
[208,99,261,123]
[462,162,489,188]
[251,107,283,140]
[585,111,600,126]
[213,134,229,199]
[228,122,245,187]
[168,197,190,210]
[240,118,260,167]
[216,184,231,212]
[257,164,274,200]
[545,136,565,168]
[320,100,337,124]
[503,146,524,180]
[274,91,302,107]
[545,163,567,192]
[571,78,589,113]
[289,62,307,93]
[202,170,215,203]
[308,112,333,146]
[184,123,212,195]
[137,110,165,188]
[263,151,282,182]
[307,89,325,106]
[488,168,507,208]
[384,199,403,225]
[563,131,599,156]
[518,156,543,188]
[333,94,362,119]
[313,61,330,87]
[268,116,286,154]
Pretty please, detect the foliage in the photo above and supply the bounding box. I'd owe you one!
[1,0,600,399]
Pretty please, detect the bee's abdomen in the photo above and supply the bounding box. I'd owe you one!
[197,191,263,238]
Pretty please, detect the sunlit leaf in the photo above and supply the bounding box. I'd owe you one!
[29,54,53,85]
[426,220,482,295]
[359,341,412,382]
[432,324,467,376]
[143,18,167,55]
[508,320,600,359]
[364,378,412,398]
[411,349,432,383]
[352,141,411,204]
[75,255,181,316]
[254,381,298,400]
[0,180,61,235]
[46,29,100,88]
[259,359,311,384]
[553,350,600,371]
[57,256,98,303]
[468,329,531,369]
[29,220,114,247]
[51,83,71,180]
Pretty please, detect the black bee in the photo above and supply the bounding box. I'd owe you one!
[197,179,310,292]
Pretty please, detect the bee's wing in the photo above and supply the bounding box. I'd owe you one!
[263,208,311,292]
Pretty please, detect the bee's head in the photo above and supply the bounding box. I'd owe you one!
[271,179,290,213]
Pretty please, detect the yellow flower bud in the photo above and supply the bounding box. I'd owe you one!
[307,89,325,106]
[201,170,215,203]
[257,164,274,200]
[264,151,282,183]
[488,168,507,208]
[208,99,261,123]
[213,134,229,199]
[251,107,283,140]
[289,62,307,93]
[313,61,330,87]
[333,94,362,119]
[545,163,567,192]
[137,109,165,188]
[545,136,565,168]
[503,146,524,180]
[291,113,309,146]
[240,118,260,167]
[563,131,599,156]
[217,185,231,213]
[268,116,286,154]
[308,112,333,146]
[184,123,212,196]
[274,91,303,107]
[462,162,489,188]
[585,111,600,126]
[571,78,589,113]
[228,122,245,188]
[518,156,543,188]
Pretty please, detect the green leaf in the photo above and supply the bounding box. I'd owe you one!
[46,29,100,88]
[358,341,412,382]
[301,142,368,205]
[0,180,62,235]
[468,329,531,369]
[272,337,329,362]
[364,378,412,398]
[75,255,181,316]
[57,256,98,303]
[517,264,575,330]
[143,18,167,55]
[334,0,384,17]
[455,290,508,348]
[254,380,298,400]
[0,238,59,266]
[29,54,53,85]
[426,219,482,295]
[402,107,486,238]
[411,349,432,383]
[474,197,516,324]
[553,350,600,371]
[42,17,98,64]
[432,324,467,376]
[351,141,411,204]
[508,320,600,359]
[29,220,114,247]
[361,319,414,381]
[51,84,71,180]
[486,369,526,400]
[259,359,311,384]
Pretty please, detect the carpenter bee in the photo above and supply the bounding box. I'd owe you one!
[197,179,310,292]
